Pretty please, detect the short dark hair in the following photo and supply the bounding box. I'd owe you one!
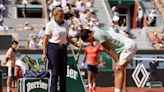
[12,40,19,45]
[80,29,92,42]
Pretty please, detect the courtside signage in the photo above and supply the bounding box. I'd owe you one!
[26,80,48,92]
[24,79,49,92]
[132,64,150,87]
[67,65,78,80]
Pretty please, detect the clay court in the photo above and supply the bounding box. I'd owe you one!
[3,87,164,92]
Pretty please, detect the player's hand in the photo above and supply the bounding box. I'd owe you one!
[42,54,47,63]
[114,63,123,71]
[81,66,85,70]
[81,63,85,70]
[3,61,7,65]
[98,62,104,68]
[76,41,83,48]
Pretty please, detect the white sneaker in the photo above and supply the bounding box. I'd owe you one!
[7,88,11,92]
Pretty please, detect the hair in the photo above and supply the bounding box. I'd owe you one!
[12,40,19,45]
[52,6,63,17]
[80,29,92,42]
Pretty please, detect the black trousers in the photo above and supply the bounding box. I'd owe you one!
[137,18,143,28]
[47,43,67,92]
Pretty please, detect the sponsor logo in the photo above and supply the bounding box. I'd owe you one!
[132,64,149,87]
[26,80,48,92]
[67,65,78,80]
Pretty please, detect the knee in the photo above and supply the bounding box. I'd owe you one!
[114,64,124,73]
[114,68,124,73]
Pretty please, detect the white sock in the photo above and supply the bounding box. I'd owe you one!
[115,88,122,92]
[7,87,10,92]
[12,82,14,87]
[15,82,17,87]
[93,83,96,88]
[88,83,92,89]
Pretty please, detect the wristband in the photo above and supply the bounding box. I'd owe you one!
[81,63,84,66]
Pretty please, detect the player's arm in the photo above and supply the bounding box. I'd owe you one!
[98,46,104,64]
[42,35,49,62]
[4,48,12,65]
[67,37,79,47]
[5,48,12,61]
[101,41,119,63]
[42,22,51,62]
[81,49,87,69]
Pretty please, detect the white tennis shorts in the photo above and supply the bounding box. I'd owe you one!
[119,40,137,66]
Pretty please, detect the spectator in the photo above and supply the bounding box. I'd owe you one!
[113,12,120,25]
[85,0,92,9]
[88,18,99,30]
[119,23,129,37]
[136,6,143,29]
[79,2,86,12]
[161,33,164,44]
[72,14,81,26]
[38,27,45,48]
[24,21,33,31]
[111,6,117,14]
[151,32,160,45]
[61,0,67,8]
[64,6,73,20]
[38,27,45,39]
[110,22,119,33]
[79,11,87,23]
[22,3,27,18]
[109,23,115,32]
[149,61,159,81]
[22,0,29,5]
[0,18,9,31]
[27,34,38,49]
[0,2,5,18]
[76,0,83,11]
[147,9,157,27]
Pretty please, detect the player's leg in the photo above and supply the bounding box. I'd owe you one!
[12,67,16,88]
[92,65,98,92]
[7,66,13,92]
[116,41,137,92]
[59,45,67,92]
[93,73,97,88]
[92,72,97,92]
[87,65,92,92]
[114,66,124,92]
[47,43,61,92]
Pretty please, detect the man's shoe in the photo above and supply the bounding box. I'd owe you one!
[88,88,92,92]
[92,87,96,92]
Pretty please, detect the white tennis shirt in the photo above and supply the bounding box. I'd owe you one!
[45,20,69,45]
